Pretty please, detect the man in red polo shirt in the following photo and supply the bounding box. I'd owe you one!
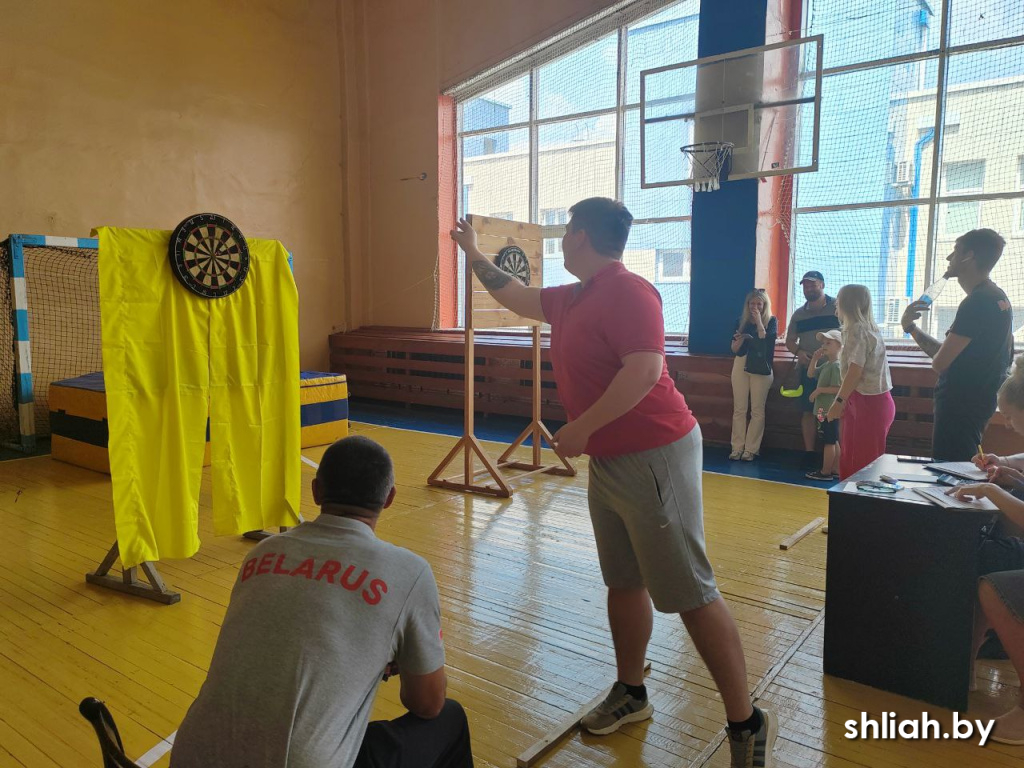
[451,198,776,768]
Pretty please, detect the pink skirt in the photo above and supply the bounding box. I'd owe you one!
[839,389,896,479]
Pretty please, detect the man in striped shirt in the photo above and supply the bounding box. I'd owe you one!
[785,271,840,465]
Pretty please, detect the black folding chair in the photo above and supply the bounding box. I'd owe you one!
[78,698,144,768]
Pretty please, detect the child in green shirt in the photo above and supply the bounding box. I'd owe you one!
[805,329,842,480]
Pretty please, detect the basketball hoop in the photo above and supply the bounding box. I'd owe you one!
[681,142,734,192]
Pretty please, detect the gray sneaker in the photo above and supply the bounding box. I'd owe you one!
[580,682,654,735]
[728,706,777,768]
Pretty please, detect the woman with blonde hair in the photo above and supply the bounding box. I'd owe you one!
[729,289,777,460]
[825,284,894,478]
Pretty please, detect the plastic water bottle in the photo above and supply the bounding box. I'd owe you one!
[917,277,947,306]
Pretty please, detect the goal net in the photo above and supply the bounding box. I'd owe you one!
[1,236,102,449]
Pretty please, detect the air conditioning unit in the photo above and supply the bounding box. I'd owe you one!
[886,296,909,325]
[893,161,913,186]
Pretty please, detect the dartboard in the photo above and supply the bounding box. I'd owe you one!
[169,213,250,298]
[495,245,531,286]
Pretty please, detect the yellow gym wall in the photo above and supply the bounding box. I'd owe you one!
[340,0,621,328]
[0,0,623,365]
[0,0,345,369]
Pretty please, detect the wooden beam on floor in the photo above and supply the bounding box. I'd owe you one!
[780,516,826,550]
[515,660,651,768]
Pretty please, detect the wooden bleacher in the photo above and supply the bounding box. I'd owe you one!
[329,327,1018,456]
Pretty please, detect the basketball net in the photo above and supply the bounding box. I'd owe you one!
[681,141,734,192]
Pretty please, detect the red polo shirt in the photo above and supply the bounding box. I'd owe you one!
[540,261,696,457]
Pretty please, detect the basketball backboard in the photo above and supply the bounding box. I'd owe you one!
[640,35,823,189]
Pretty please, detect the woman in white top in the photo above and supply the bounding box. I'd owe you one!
[826,284,895,478]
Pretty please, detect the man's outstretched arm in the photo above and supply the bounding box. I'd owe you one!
[451,218,546,323]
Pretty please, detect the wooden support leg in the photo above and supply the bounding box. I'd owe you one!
[427,233,571,498]
[496,327,576,478]
[428,434,514,497]
[496,422,575,478]
[243,512,305,542]
[243,524,296,542]
[536,421,577,477]
[85,541,181,605]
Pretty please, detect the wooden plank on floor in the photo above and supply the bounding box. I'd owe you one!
[780,517,826,550]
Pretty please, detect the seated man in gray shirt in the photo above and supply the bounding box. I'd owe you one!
[171,436,473,768]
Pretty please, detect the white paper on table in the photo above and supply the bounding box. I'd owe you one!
[924,461,987,481]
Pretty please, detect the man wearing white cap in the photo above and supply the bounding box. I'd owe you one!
[785,271,840,464]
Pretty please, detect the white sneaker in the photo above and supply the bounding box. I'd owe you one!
[729,451,743,460]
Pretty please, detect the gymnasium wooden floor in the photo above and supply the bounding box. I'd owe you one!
[0,421,1020,767]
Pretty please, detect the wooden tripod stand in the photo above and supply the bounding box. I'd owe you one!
[428,216,575,498]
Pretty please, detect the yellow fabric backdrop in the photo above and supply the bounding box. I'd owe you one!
[97,227,300,568]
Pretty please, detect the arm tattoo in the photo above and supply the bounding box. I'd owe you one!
[911,325,942,358]
[471,258,514,291]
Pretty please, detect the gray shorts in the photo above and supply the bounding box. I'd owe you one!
[588,426,721,614]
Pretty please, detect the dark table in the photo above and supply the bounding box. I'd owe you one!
[823,454,997,711]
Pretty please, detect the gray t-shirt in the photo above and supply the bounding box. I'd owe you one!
[786,295,840,357]
[171,515,445,768]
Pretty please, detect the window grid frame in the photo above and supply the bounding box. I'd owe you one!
[453,0,696,336]
[791,6,1024,306]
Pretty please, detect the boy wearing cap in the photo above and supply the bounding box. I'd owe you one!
[785,271,840,463]
[805,330,842,480]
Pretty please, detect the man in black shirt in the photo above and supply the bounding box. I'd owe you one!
[902,229,1013,460]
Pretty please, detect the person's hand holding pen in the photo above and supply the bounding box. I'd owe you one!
[973,446,1004,472]
[970,444,1024,490]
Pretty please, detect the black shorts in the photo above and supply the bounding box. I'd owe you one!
[798,366,816,412]
[979,535,1024,577]
[818,418,839,445]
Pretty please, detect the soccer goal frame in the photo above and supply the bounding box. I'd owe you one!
[2,234,99,453]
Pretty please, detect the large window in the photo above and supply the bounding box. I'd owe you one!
[790,0,1024,341]
[941,160,985,233]
[453,0,699,334]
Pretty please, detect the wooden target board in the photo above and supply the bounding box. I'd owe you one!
[427,214,573,498]
[468,215,542,329]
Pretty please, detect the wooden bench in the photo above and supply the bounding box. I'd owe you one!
[329,327,1018,456]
